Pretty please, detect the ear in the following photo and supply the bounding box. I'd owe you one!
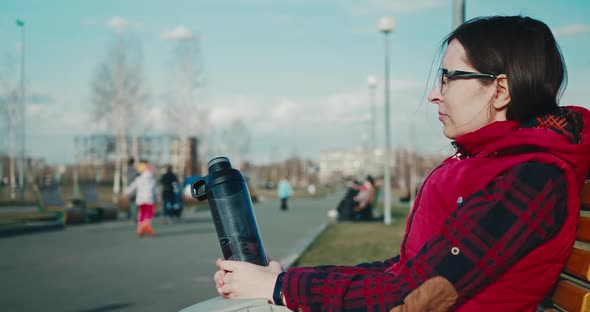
[493,74,510,110]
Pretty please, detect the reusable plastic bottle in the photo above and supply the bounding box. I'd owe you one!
[192,157,268,266]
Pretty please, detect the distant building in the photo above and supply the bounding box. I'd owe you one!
[247,157,319,189]
[72,134,200,182]
[319,147,446,188]
[319,147,395,183]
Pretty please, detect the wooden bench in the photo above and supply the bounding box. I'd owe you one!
[539,180,590,311]
[80,183,120,221]
[0,210,65,237]
[34,183,88,225]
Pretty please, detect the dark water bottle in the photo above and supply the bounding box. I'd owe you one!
[191,157,268,266]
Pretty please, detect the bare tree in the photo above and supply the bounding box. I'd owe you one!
[91,32,148,199]
[222,117,251,169]
[0,54,18,199]
[165,35,208,177]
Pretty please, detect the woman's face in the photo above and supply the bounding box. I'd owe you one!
[428,39,505,139]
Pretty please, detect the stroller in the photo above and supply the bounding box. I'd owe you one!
[336,181,361,221]
[165,181,184,219]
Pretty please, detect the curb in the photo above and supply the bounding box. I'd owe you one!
[0,221,65,238]
[279,222,328,269]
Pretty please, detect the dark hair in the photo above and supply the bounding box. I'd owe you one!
[366,175,375,187]
[444,15,567,122]
[128,157,135,165]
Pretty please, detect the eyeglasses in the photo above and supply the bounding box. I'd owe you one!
[437,68,498,93]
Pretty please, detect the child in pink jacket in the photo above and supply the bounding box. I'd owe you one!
[126,160,157,236]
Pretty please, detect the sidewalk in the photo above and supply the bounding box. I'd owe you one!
[0,193,338,312]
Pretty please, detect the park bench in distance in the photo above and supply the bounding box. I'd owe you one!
[34,183,88,225]
[0,210,65,237]
[79,183,119,221]
[539,180,590,311]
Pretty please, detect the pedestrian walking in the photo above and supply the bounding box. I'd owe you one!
[277,177,293,211]
[160,164,182,222]
[126,160,157,236]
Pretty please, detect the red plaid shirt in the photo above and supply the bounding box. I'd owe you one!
[282,162,568,311]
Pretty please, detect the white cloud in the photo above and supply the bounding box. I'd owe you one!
[270,99,296,120]
[27,104,44,118]
[107,17,128,33]
[210,105,246,125]
[347,0,448,15]
[554,24,590,37]
[161,26,194,40]
[273,14,292,23]
[141,105,170,132]
[199,76,441,162]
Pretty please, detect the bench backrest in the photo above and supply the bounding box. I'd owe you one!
[80,183,101,204]
[543,180,590,311]
[37,184,66,208]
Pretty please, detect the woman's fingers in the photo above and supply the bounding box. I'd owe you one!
[214,270,225,288]
[219,283,233,296]
[218,288,230,298]
[218,260,243,272]
[215,270,230,298]
[223,272,232,284]
[214,260,277,300]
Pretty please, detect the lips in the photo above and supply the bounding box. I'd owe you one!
[438,112,447,121]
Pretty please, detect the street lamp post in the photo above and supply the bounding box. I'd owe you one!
[378,16,395,225]
[367,75,377,175]
[453,0,465,29]
[16,19,25,201]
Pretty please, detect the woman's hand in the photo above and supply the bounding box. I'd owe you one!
[213,258,284,302]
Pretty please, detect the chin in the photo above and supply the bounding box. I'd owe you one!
[442,128,457,140]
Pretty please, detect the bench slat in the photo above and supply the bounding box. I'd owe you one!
[543,180,590,311]
[551,280,590,312]
[581,182,590,211]
[578,217,590,244]
[565,248,590,281]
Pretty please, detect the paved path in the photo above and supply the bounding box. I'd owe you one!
[0,193,339,312]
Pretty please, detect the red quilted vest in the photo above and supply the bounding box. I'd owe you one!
[390,106,590,311]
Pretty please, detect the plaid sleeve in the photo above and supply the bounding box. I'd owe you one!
[295,255,400,275]
[282,162,568,312]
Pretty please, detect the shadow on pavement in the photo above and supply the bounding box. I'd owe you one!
[152,227,215,238]
[77,302,134,312]
[175,216,212,224]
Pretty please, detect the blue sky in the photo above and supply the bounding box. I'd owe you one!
[1,0,589,165]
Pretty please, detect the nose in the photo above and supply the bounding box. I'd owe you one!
[428,85,442,105]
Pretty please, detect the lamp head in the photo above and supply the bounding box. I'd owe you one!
[367,75,378,88]
[378,16,395,33]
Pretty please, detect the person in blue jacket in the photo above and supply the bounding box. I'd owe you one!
[277,177,293,211]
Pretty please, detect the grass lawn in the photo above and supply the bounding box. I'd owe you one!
[294,207,410,267]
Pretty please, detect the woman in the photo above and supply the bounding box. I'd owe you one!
[213,16,590,311]
[353,175,376,221]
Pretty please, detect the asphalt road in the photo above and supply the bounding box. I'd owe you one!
[0,193,337,312]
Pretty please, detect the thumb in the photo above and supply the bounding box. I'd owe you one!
[269,260,284,273]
